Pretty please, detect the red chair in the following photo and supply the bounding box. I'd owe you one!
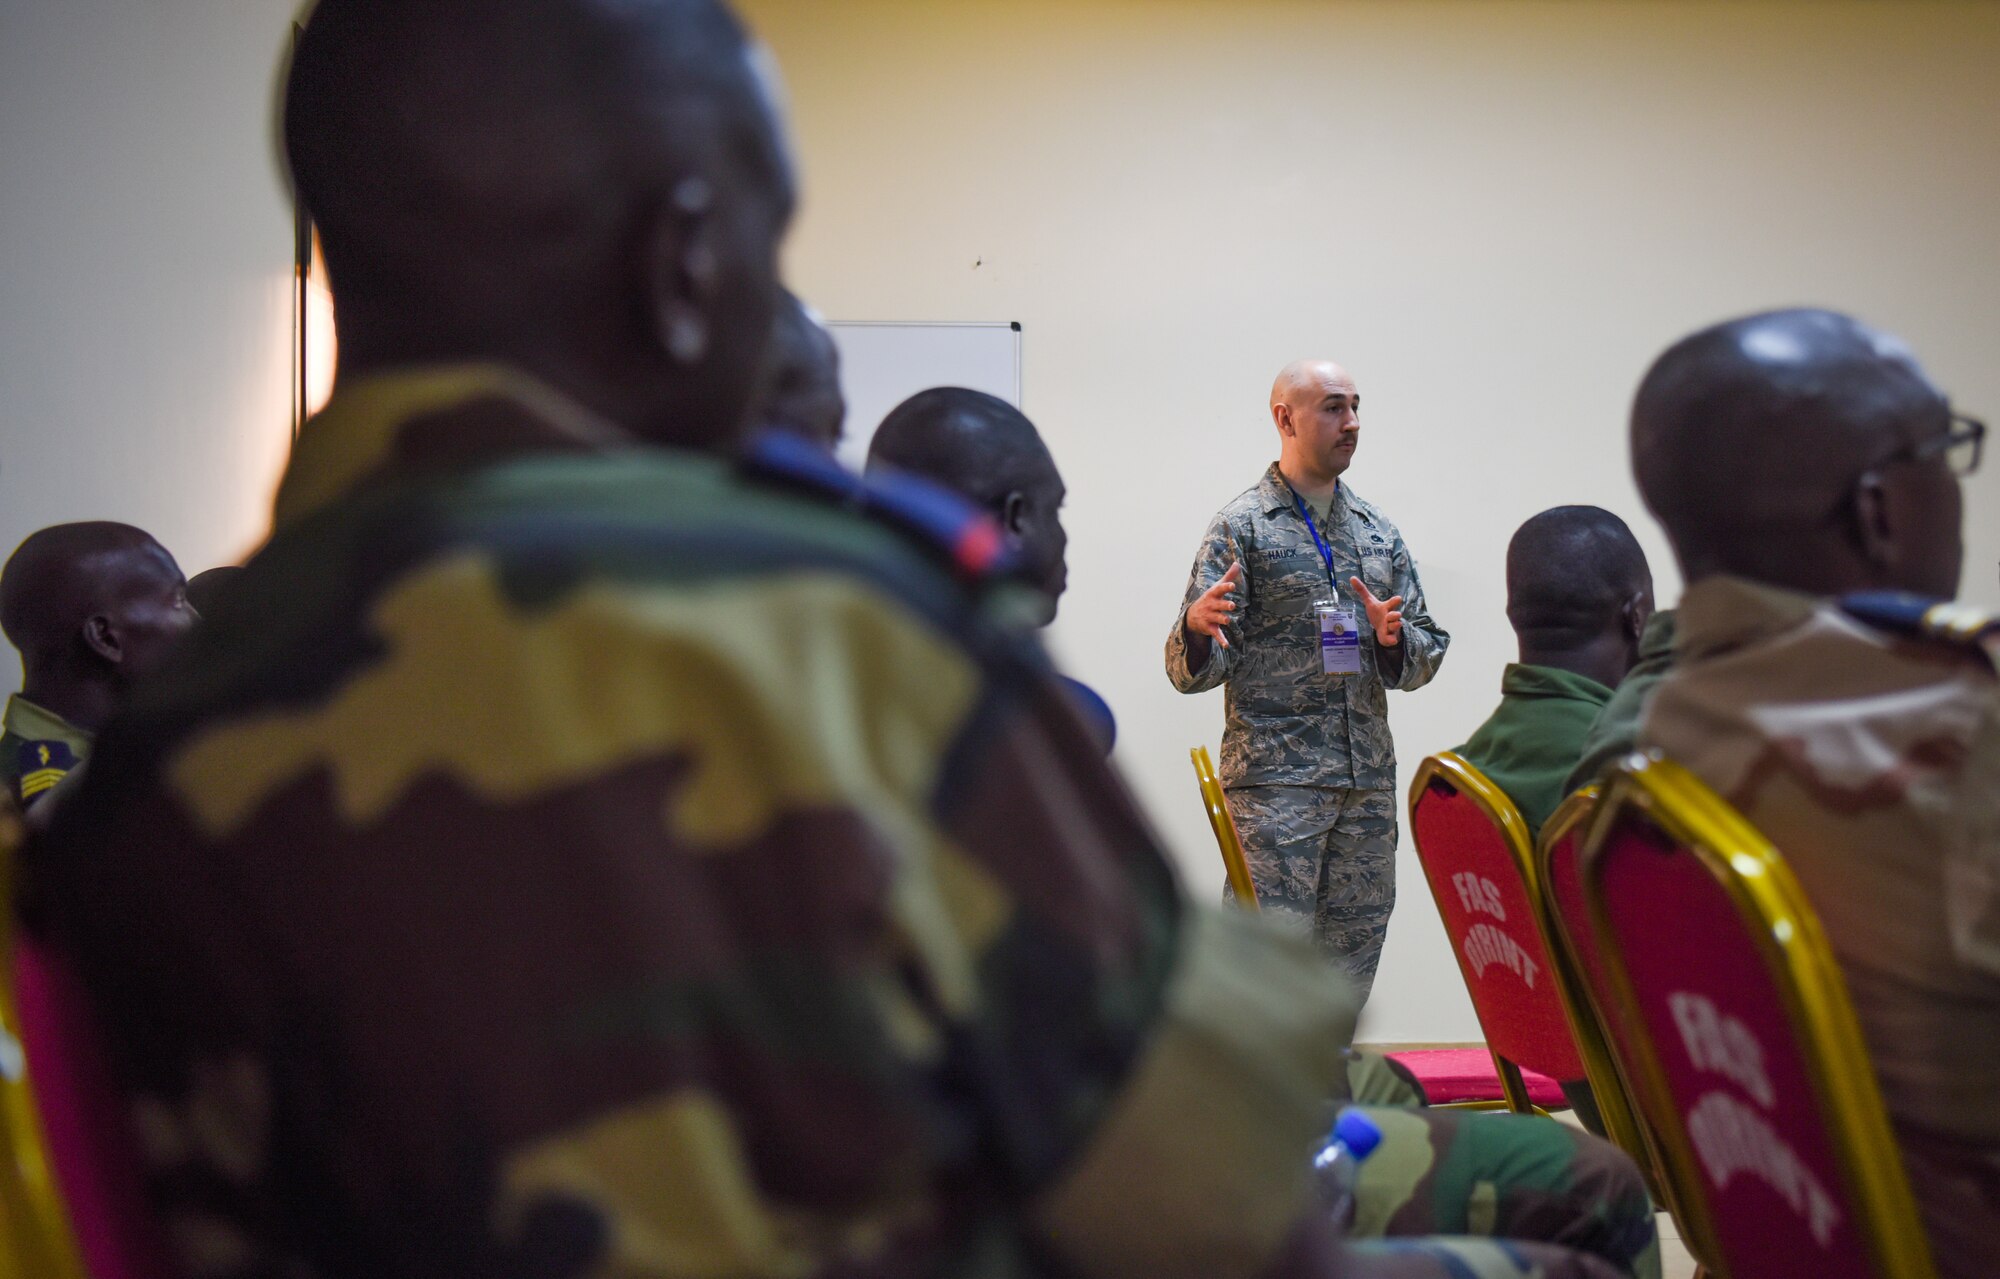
[1579,753,1935,1279]
[14,940,175,1279]
[1407,753,1587,1115]
[0,801,86,1279]
[1540,789,1702,1258]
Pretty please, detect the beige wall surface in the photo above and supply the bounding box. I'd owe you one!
[741,0,2000,1040]
[1,0,1995,1043]
[0,0,305,585]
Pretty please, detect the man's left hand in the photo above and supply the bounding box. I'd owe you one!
[1349,577,1403,647]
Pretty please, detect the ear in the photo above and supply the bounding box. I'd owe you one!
[1001,491,1030,537]
[1622,592,1649,646]
[1271,401,1292,438]
[642,176,722,367]
[82,614,122,665]
[1851,472,1898,568]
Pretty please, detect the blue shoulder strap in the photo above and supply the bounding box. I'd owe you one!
[741,430,1014,580]
[1839,590,2000,648]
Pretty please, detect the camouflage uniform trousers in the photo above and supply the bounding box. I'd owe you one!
[1349,1106,1663,1279]
[1226,785,1398,1006]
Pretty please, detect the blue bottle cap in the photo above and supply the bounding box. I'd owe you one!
[1333,1108,1384,1162]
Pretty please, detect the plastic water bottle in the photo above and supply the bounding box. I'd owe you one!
[1313,1108,1384,1231]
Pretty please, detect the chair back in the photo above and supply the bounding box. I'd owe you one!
[1407,754,1584,1108]
[1582,753,1935,1279]
[1536,789,1675,1204]
[15,938,179,1279]
[1190,747,1258,911]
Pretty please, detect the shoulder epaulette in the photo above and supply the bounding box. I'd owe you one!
[13,738,78,807]
[741,429,1014,581]
[1839,591,2000,652]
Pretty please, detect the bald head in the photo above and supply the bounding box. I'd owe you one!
[285,0,795,448]
[1270,359,1361,485]
[1,524,195,727]
[1633,308,1962,599]
[1271,360,1352,412]
[1506,507,1653,687]
[755,290,845,449]
[868,388,1068,615]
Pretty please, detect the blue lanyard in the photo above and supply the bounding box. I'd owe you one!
[1284,480,1341,591]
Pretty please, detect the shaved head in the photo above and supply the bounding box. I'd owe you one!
[1505,507,1653,685]
[1270,359,1362,487]
[1,523,195,728]
[1271,360,1353,412]
[1633,308,1962,598]
[867,388,1068,615]
[285,0,796,448]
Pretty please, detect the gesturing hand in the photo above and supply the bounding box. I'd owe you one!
[1187,561,1245,649]
[1349,576,1403,647]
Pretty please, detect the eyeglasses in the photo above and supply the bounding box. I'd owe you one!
[1877,411,1985,478]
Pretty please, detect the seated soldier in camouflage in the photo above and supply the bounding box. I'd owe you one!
[1632,309,1999,1278]
[1457,507,1653,839]
[28,3,1651,1278]
[1453,506,1653,1137]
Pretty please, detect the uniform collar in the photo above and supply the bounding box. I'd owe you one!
[1499,663,1615,706]
[1261,462,1345,519]
[272,363,628,532]
[1638,608,1678,660]
[1675,576,1822,664]
[3,695,93,753]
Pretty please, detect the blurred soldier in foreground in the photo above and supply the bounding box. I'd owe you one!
[0,522,196,809]
[27,3,1646,1278]
[1632,308,1996,1278]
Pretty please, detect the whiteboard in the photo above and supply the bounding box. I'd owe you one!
[829,321,1022,473]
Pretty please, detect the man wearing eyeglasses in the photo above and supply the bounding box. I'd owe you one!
[1631,307,1995,1279]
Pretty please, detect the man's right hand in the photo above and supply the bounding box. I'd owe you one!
[1186,561,1245,650]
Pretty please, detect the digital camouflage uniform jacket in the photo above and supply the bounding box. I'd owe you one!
[1166,465,1449,791]
[26,366,1367,1279]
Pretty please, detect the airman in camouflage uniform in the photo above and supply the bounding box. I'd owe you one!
[1168,364,1448,1004]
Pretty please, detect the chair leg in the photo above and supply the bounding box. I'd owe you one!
[1495,1054,1537,1115]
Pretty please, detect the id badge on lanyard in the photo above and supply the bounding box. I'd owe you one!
[1316,599,1362,675]
[1287,483,1363,677]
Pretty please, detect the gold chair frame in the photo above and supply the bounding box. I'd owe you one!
[1189,747,1258,911]
[1538,788,1705,1256]
[1579,753,1936,1279]
[1409,752,1597,1118]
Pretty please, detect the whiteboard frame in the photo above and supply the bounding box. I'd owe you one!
[826,320,1024,410]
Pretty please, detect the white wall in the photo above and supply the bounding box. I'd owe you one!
[0,0,303,615]
[3,0,1997,1042]
[742,0,2000,1041]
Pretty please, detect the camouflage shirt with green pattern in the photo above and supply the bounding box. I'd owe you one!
[28,367,1359,1279]
[1166,465,1450,792]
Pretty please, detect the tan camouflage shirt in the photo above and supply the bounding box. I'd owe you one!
[1640,575,2000,1278]
[1166,464,1449,791]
